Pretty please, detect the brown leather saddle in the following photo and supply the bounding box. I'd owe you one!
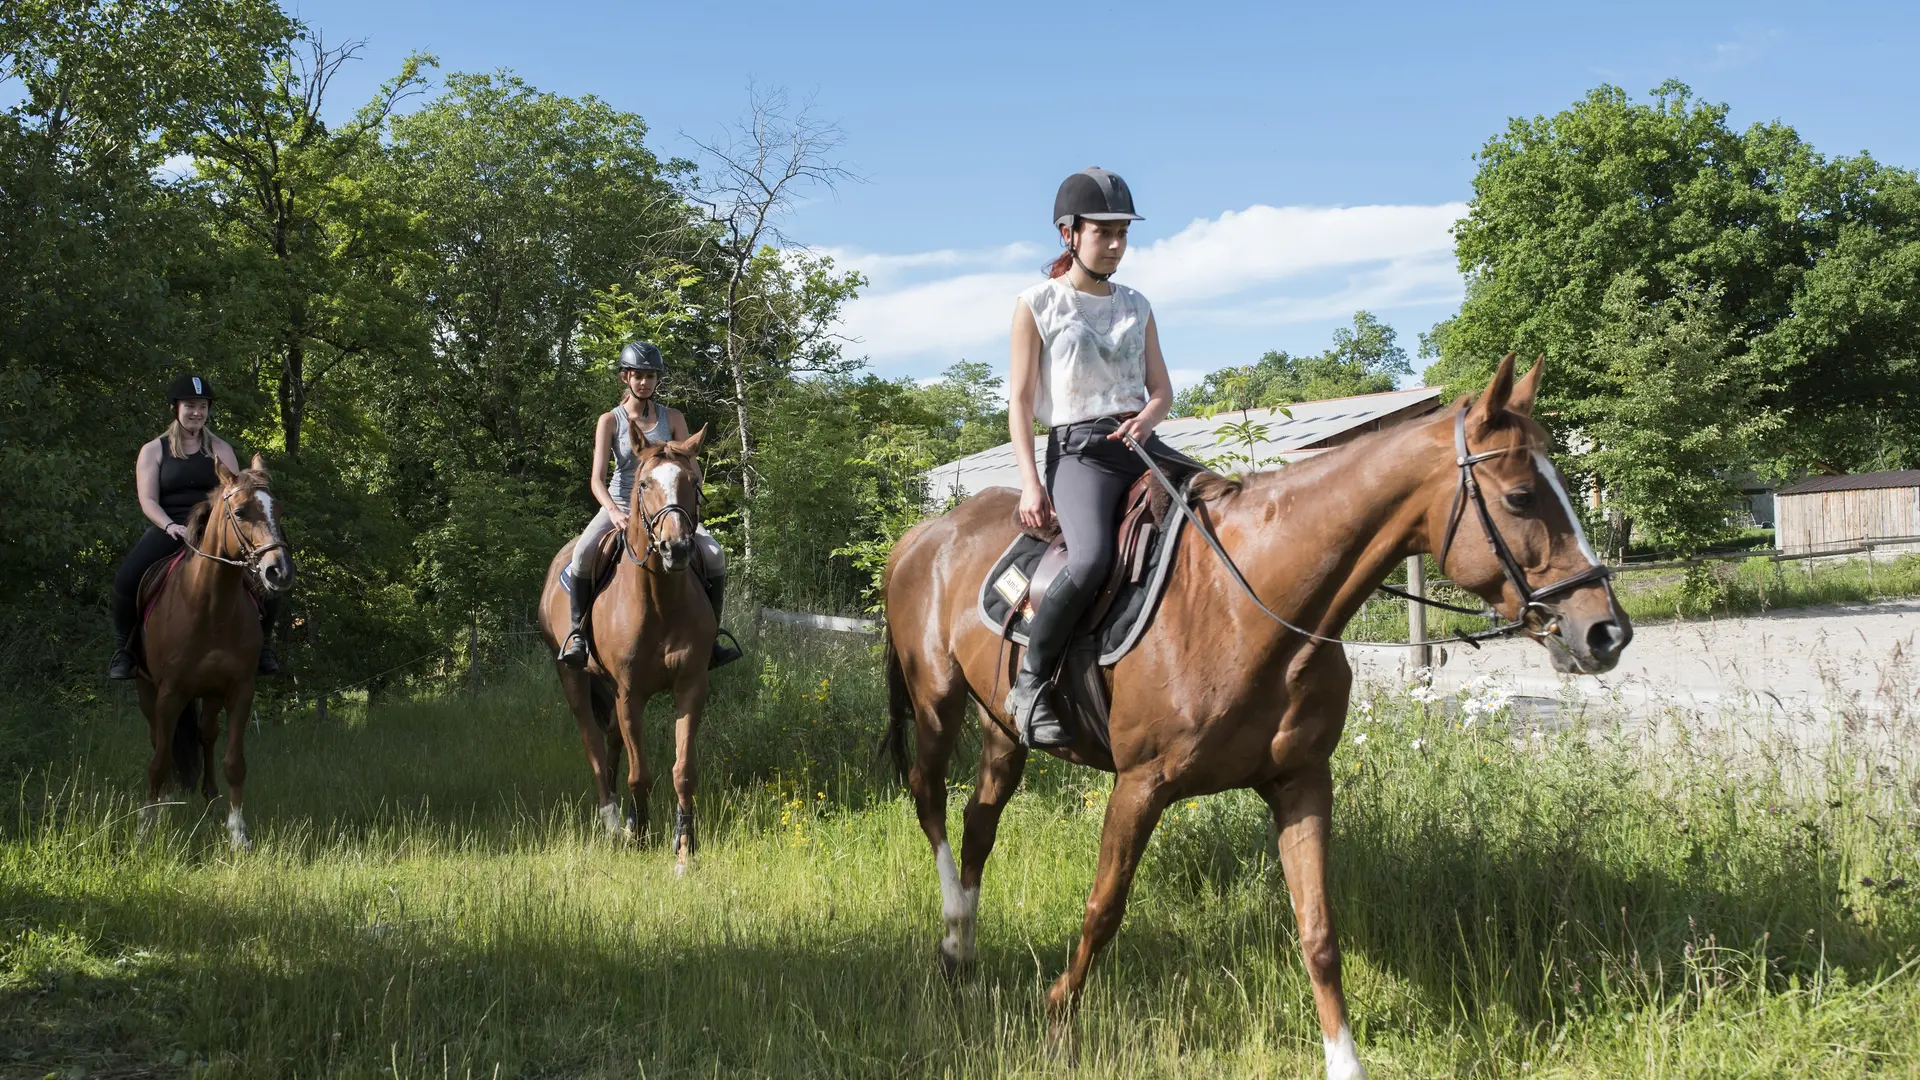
[980,473,1191,760]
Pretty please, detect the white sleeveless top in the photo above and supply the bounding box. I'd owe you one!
[606,403,674,504]
[1018,276,1151,427]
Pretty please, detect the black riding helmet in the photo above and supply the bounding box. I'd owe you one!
[1053,167,1143,229]
[618,340,666,373]
[166,373,214,403]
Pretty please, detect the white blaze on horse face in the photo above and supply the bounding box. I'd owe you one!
[1324,1023,1365,1080]
[1533,453,1599,566]
[255,490,278,532]
[934,840,979,965]
[650,463,685,507]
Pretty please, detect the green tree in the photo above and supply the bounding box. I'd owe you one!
[1175,311,1410,416]
[1424,81,1920,507]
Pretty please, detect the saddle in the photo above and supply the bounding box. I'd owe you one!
[977,472,1195,755]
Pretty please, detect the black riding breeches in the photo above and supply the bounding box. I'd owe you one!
[1030,420,1202,662]
[112,527,185,636]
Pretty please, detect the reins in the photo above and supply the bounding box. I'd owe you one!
[1119,408,1613,651]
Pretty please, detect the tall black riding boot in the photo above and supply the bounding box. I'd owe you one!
[557,574,594,667]
[256,596,282,676]
[701,574,744,670]
[108,591,138,681]
[1004,570,1084,749]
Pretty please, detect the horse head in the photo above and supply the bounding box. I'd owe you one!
[205,454,296,597]
[628,422,707,573]
[1423,354,1631,674]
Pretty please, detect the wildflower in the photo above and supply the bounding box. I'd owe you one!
[1352,733,1369,746]
[1411,738,1427,752]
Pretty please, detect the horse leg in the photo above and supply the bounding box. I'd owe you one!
[222,683,256,852]
[556,665,621,835]
[902,676,968,971]
[614,686,655,842]
[140,684,186,843]
[667,676,708,878]
[1257,768,1363,1080]
[1046,772,1170,1021]
[198,695,220,800]
[950,716,1027,970]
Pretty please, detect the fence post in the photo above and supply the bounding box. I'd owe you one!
[1407,555,1431,669]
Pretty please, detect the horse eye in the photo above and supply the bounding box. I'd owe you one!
[1504,489,1535,513]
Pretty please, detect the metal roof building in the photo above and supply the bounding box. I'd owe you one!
[924,386,1445,500]
[1775,470,1920,554]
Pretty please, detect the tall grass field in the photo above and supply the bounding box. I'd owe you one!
[4,626,1917,1078]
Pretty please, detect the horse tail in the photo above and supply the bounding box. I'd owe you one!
[879,632,912,782]
[171,701,201,791]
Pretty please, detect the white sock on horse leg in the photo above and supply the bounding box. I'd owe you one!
[935,840,979,964]
[1323,1024,1364,1080]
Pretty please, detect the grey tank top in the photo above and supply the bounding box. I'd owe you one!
[605,402,674,504]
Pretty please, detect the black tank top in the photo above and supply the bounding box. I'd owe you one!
[157,443,218,525]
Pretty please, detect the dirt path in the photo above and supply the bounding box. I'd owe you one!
[1348,598,1920,759]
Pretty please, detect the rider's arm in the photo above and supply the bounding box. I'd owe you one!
[588,412,619,515]
[667,407,690,443]
[1009,299,1053,528]
[134,441,178,534]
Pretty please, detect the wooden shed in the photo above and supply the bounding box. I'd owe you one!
[1774,470,1920,554]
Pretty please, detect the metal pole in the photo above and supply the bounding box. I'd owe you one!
[1408,555,1431,669]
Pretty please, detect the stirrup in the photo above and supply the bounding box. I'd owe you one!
[557,631,588,667]
[108,648,138,681]
[1006,677,1072,749]
[256,644,281,676]
[707,629,743,670]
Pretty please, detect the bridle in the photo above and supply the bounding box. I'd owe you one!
[1122,406,1615,651]
[183,485,289,580]
[623,460,702,571]
[1432,408,1614,640]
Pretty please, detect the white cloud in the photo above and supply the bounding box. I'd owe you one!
[831,202,1467,367]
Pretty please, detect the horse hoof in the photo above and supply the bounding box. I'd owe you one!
[673,857,692,879]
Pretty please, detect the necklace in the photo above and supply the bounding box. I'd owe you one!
[1069,279,1121,336]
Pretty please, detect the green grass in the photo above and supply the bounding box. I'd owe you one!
[1347,553,1920,643]
[4,628,1918,1078]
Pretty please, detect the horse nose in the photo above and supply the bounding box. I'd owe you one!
[1585,618,1629,664]
[264,559,293,590]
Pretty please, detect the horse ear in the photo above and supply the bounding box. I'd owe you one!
[629,415,652,451]
[675,424,708,456]
[1509,354,1545,417]
[249,453,270,481]
[1470,352,1518,429]
[214,457,238,486]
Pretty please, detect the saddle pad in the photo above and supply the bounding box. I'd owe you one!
[976,512,1186,667]
[137,550,189,620]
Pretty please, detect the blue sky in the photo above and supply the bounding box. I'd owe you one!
[277,2,1919,385]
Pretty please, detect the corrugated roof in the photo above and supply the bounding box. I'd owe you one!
[1776,470,1920,496]
[924,386,1444,499]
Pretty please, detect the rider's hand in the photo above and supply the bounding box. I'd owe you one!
[1018,482,1055,530]
[610,509,631,532]
[165,523,187,542]
[1107,414,1157,445]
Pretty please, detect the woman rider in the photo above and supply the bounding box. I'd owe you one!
[1005,167,1200,749]
[108,375,280,679]
[555,340,742,669]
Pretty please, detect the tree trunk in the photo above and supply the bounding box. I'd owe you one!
[279,332,306,457]
[728,332,756,573]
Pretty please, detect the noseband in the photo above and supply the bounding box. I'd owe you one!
[1435,409,1614,638]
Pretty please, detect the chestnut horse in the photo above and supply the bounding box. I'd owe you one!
[539,425,715,874]
[137,455,294,851]
[880,357,1630,1079]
